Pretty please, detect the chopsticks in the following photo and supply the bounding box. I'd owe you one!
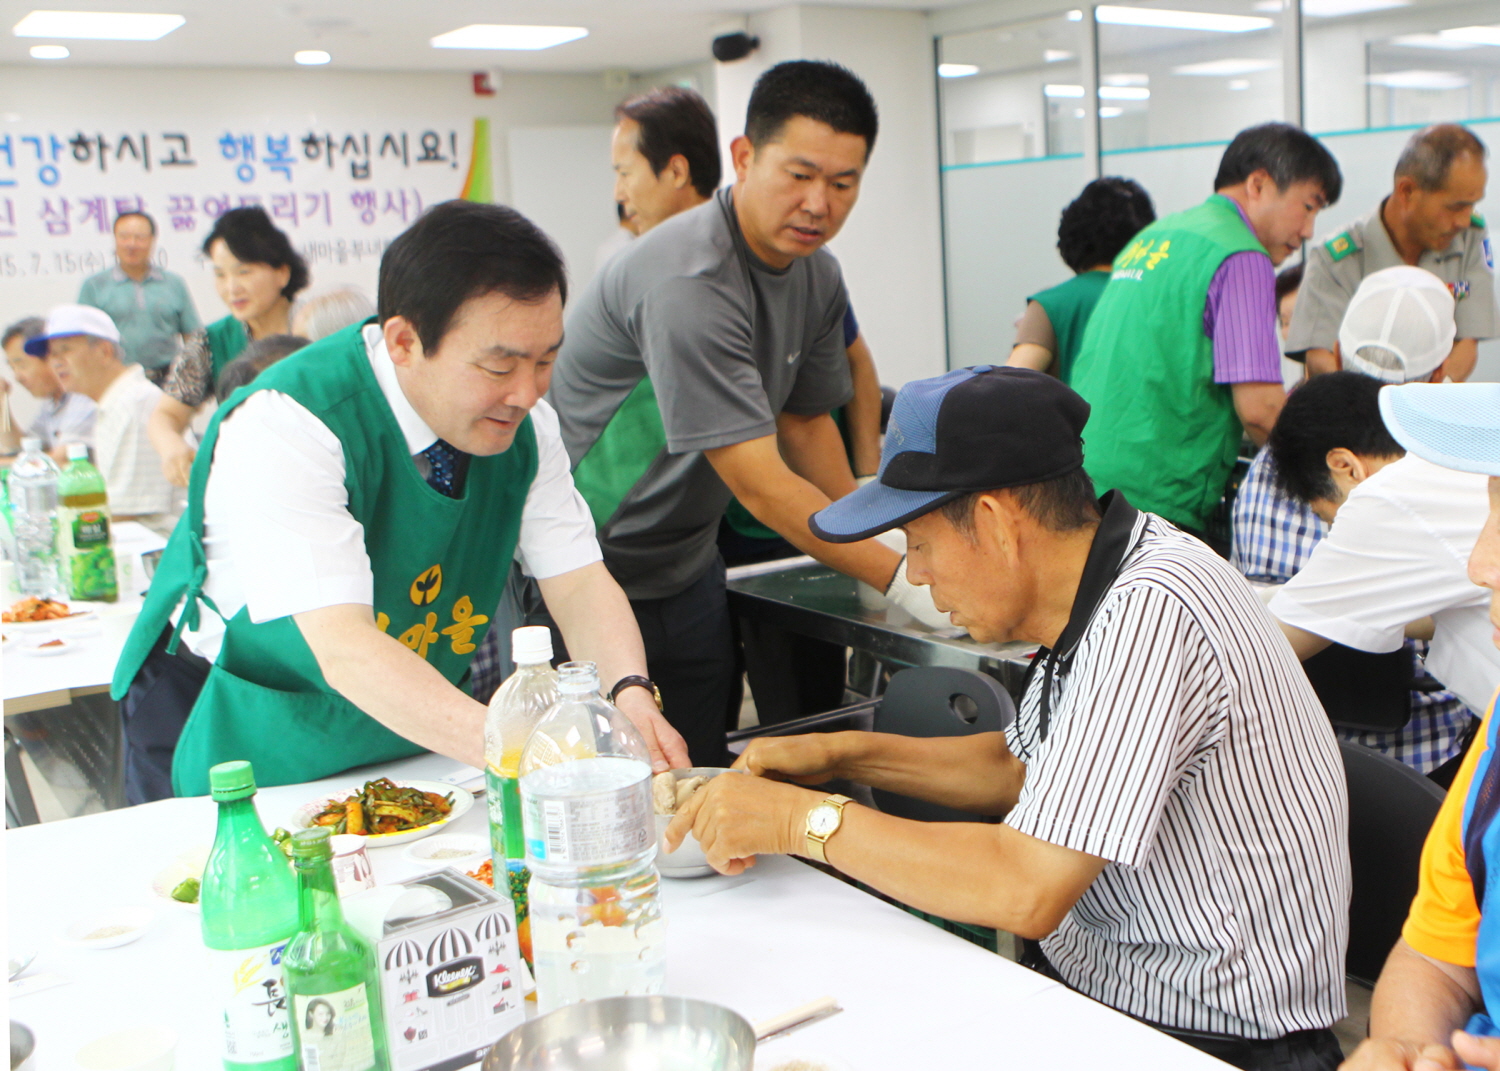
[753,996,842,1042]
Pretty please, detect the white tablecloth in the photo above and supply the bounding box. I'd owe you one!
[6,751,1226,1070]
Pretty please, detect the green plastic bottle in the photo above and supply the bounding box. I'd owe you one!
[201,760,299,1071]
[56,442,117,602]
[283,828,389,1071]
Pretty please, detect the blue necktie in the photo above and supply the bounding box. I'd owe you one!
[421,439,468,498]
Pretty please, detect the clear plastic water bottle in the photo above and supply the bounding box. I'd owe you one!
[484,625,560,970]
[6,437,61,598]
[520,661,664,1013]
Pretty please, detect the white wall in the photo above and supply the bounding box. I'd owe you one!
[711,4,948,388]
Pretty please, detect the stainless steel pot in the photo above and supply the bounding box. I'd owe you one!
[482,996,755,1071]
[10,1022,35,1071]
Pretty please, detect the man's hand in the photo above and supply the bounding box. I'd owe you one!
[664,770,823,875]
[1341,1038,1460,1070]
[734,733,850,785]
[1451,1032,1500,1070]
[159,440,196,487]
[614,686,690,773]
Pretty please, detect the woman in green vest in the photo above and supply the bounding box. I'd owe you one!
[1008,177,1156,384]
[146,206,309,486]
[112,201,687,801]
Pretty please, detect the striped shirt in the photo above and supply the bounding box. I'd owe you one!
[1204,199,1284,385]
[1007,506,1349,1039]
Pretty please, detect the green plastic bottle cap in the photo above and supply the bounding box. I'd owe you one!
[208,760,257,800]
[291,826,333,860]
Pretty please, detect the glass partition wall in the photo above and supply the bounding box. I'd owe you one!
[939,0,1500,370]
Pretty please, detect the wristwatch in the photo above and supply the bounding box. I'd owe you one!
[804,794,853,863]
[609,675,664,712]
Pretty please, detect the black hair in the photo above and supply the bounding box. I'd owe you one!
[1275,262,1304,304]
[1395,124,1488,192]
[303,998,336,1035]
[216,334,309,398]
[1057,177,1156,274]
[1269,372,1403,505]
[616,86,721,199]
[1213,122,1342,206]
[377,200,567,356]
[938,469,1101,537]
[114,210,156,236]
[2,316,45,350]
[745,60,878,156]
[201,206,310,301]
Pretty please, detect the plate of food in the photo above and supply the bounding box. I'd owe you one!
[290,778,473,847]
[1,596,103,630]
[150,845,211,910]
[21,636,76,656]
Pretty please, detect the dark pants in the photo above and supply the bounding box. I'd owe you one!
[119,627,210,804]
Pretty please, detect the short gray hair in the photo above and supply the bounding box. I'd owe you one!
[290,286,376,341]
[2,316,45,350]
[1395,124,1488,192]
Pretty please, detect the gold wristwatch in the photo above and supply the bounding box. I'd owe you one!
[804,794,853,863]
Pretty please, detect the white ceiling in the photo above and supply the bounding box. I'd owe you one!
[0,0,979,73]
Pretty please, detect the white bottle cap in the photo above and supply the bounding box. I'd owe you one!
[20,437,41,453]
[511,626,553,665]
[66,442,88,460]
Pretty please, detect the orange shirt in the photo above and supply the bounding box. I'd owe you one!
[1404,692,1497,967]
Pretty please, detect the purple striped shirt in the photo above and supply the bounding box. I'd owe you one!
[1204,199,1283,385]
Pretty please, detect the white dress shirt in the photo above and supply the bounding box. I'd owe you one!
[179,324,600,662]
[95,363,175,517]
[1270,454,1499,714]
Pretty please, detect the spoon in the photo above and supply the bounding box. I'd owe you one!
[7,950,36,981]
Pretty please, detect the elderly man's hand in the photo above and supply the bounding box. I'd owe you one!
[734,733,850,785]
[663,771,823,876]
[160,440,196,487]
[1339,1038,1461,1070]
[613,688,690,773]
[1450,1032,1500,1070]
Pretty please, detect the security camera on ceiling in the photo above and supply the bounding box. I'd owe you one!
[712,32,759,63]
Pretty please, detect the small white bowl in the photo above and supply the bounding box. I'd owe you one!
[654,767,737,879]
[21,635,75,656]
[74,1025,177,1071]
[403,833,489,868]
[62,906,154,949]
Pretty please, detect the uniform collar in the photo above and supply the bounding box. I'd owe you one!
[1369,198,1463,265]
[362,323,439,457]
[112,264,163,283]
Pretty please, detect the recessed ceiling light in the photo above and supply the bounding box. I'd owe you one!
[1096,6,1272,32]
[1045,83,1085,98]
[1303,0,1408,16]
[1099,106,1125,117]
[1172,58,1277,75]
[13,10,184,40]
[937,63,979,78]
[1044,49,1075,62]
[1045,83,1150,100]
[294,49,330,65]
[1067,9,1084,20]
[29,43,68,58]
[1229,78,1251,89]
[1102,72,1149,85]
[430,24,587,51]
[1437,24,1500,46]
[1389,33,1480,50]
[1366,69,1469,89]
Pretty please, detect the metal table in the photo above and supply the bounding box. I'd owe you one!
[725,556,1037,699]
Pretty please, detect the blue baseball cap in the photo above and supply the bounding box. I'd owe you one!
[810,365,1091,543]
[1379,382,1500,477]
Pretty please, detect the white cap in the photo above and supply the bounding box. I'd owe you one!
[65,442,88,460]
[1337,266,1455,383]
[511,626,553,665]
[24,304,121,357]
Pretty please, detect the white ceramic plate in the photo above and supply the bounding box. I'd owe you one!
[403,832,489,868]
[289,780,473,847]
[20,636,77,656]
[62,905,155,949]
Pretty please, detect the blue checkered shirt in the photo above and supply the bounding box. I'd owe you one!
[1232,449,1474,774]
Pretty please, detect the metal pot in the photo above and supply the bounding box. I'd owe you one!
[482,996,755,1071]
[10,1022,35,1071]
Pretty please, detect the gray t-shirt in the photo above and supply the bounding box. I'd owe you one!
[551,187,851,599]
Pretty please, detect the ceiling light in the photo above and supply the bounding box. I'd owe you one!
[938,63,979,78]
[1172,58,1276,75]
[1103,72,1149,85]
[1229,78,1251,89]
[430,24,587,51]
[29,43,68,57]
[1044,49,1074,61]
[294,49,330,65]
[1067,9,1084,20]
[1437,25,1500,46]
[1096,6,1272,32]
[1045,83,1085,97]
[1252,1,1283,10]
[1046,83,1150,100]
[1366,69,1469,89]
[1303,0,1408,16]
[1389,33,1480,50]
[1100,106,1125,117]
[12,10,184,40]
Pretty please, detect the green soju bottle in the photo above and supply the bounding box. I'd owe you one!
[56,442,116,602]
[202,760,299,1071]
[283,828,389,1071]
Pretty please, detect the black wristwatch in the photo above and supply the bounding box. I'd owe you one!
[610,675,664,712]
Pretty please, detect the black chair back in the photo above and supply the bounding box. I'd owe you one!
[1341,740,1445,986]
[1306,645,1414,733]
[870,667,1015,823]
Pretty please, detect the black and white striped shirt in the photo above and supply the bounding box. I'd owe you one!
[1008,510,1349,1039]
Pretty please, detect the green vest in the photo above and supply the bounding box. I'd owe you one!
[1070,195,1267,531]
[111,323,539,796]
[204,315,249,384]
[1029,269,1110,385]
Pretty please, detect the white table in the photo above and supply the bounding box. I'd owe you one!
[7,752,1225,1070]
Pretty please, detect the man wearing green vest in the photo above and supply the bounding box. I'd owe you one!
[1070,123,1342,548]
[112,201,688,803]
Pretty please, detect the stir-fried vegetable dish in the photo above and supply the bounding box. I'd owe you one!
[310,778,454,836]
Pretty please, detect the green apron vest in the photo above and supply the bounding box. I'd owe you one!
[1029,270,1110,385]
[1069,195,1268,531]
[111,322,539,796]
[204,315,249,384]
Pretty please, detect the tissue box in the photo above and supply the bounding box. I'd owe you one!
[346,869,525,1071]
